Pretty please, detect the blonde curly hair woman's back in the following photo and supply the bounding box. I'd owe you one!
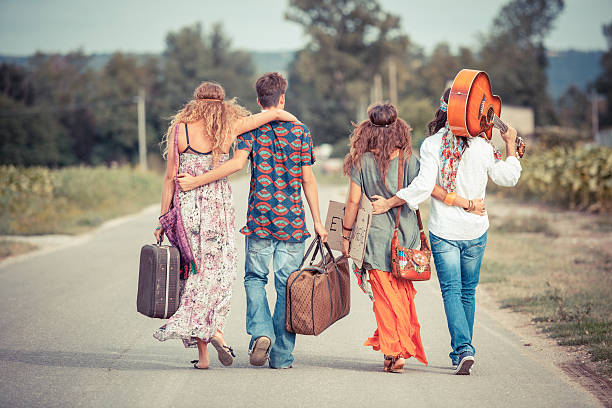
[162,81,250,165]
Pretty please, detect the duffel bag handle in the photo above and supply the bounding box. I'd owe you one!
[315,236,338,269]
[301,235,324,267]
[300,235,337,269]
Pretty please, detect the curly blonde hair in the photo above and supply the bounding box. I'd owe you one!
[343,103,413,186]
[162,81,250,164]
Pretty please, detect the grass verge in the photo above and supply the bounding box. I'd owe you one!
[484,209,612,376]
[0,239,38,261]
[1,165,162,235]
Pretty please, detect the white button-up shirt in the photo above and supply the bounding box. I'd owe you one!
[396,129,522,241]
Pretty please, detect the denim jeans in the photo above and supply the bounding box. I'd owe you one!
[244,235,305,368]
[430,231,487,364]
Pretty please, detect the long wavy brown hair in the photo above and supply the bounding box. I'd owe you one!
[427,87,450,136]
[343,103,412,186]
[162,81,250,164]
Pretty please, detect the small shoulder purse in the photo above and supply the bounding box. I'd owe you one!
[390,154,432,281]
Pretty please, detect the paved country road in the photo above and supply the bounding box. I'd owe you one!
[0,178,602,408]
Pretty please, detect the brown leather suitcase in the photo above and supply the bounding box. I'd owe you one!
[137,244,181,319]
[286,238,350,335]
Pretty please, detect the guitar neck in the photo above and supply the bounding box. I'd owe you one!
[491,114,508,133]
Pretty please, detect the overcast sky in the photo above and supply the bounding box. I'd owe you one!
[0,0,610,55]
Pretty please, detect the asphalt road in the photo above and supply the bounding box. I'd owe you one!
[0,178,602,408]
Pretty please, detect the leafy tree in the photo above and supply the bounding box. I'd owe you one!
[480,0,564,125]
[0,94,68,166]
[0,63,34,104]
[595,22,612,127]
[92,52,151,164]
[557,86,590,133]
[285,0,410,144]
[28,51,97,163]
[410,44,476,101]
[161,23,257,117]
[0,61,74,166]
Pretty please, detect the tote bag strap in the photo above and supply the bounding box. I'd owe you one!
[394,153,404,231]
[393,152,427,247]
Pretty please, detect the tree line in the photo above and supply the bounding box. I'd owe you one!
[0,23,256,167]
[1,0,610,167]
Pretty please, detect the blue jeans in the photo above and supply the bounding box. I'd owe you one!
[244,235,305,368]
[430,231,487,364]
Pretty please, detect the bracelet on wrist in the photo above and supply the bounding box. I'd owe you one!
[444,192,456,206]
[342,235,351,240]
[342,225,353,231]
[464,199,474,212]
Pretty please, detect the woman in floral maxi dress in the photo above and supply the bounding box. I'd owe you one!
[153,82,297,369]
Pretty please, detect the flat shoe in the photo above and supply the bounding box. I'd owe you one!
[454,354,474,375]
[249,336,271,367]
[210,337,235,366]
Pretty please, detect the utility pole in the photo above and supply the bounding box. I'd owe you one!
[592,89,599,143]
[137,88,147,171]
[388,59,398,106]
[358,95,368,122]
[372,74,383,104]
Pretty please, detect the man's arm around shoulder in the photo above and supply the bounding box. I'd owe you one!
[176,149,250,192]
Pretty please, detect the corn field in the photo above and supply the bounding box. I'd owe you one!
[516,144,612,211]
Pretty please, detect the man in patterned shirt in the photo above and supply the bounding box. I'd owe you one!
[182,72,328,369]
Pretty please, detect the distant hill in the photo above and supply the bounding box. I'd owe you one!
[0,55,27,66]
[547,50,603,99]
[1,49,603,100]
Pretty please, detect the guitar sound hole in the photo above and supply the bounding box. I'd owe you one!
[479,116,489,132]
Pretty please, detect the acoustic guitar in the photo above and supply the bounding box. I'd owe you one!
[448,69,526,158]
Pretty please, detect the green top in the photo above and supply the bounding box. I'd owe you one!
[350,152,421,272]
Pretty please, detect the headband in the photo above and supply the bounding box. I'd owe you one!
[371,119,396,128]
[440,97,448,112]
[198,98,222,102]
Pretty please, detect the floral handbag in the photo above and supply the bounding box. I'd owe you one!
[390,154,432,281]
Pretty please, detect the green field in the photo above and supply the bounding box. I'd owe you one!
[1,165,162,235]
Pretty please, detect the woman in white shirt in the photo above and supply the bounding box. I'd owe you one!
[372,88,521,375]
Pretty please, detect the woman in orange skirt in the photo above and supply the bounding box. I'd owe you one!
[341,103,479,372]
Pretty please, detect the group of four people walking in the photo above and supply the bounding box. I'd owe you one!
[153,72,521,375]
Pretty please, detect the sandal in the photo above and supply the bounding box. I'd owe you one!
[383,355,405,373]
[210,337,235,366]
[191,360,209,370]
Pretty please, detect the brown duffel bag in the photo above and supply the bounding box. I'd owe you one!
[285,236,350,335]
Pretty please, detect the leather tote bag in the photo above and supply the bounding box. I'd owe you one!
[286,236,350,335]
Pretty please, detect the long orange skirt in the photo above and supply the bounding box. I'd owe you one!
[364,269,428,365]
